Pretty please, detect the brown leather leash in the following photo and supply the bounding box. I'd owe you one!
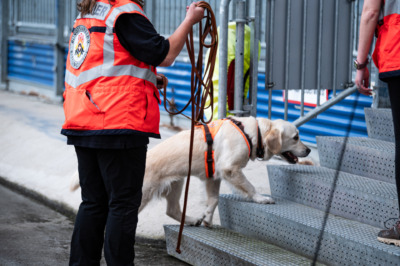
[156,1,218,254]
[177,1,218,254]
[157,1,218,122]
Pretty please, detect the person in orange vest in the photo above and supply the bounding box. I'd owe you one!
[355,0,400,246]
[62,1,205,265]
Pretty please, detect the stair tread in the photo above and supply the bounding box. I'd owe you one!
[269,165,397,198]
[219,194,400,256]
[364,108,394,142]
[164,225,316,265]
[317,136,394,152]
[267,165,399,228]
[317,136,395,183]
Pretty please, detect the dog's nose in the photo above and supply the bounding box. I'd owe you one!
[306,148,311,155]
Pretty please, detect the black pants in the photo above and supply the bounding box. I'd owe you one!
[69,145,147,266]
[387,77,400,216]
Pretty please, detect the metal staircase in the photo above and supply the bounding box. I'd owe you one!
[164,107,400,265]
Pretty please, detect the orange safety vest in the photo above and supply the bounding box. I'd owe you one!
[198,118,252,178]
[373,0,400,79]
[61,0,161,138]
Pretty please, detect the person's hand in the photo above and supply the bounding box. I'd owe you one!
[355,67,373,96]
[185,2,205,25]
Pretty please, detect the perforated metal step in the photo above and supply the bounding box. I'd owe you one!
[219,195,400,266]
[164,225,317,266]
[317,136,395,184]
[267,164,399,228]
[364,108,394,142]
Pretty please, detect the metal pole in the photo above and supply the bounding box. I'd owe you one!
[348,0,356,88]
[332,0,339,97]
[300,0,307,117]
[230,0,237,21]
[266,0,275,119]
[1,0,10,89]
[54,0,65,96]
[233,0,246,116]
[218,0,231,119]
[248,0,261,117]
[284,0,291,121]
[317,0,323,107]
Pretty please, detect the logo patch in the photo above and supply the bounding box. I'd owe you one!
[70,25,90,69]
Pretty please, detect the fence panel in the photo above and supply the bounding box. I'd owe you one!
[145,0,221,38]
[265,0,354,92]
[11,0,57,36]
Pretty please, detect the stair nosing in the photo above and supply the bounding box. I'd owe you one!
[164,224,316,265]
[268,165,397,199]
[219,194,400,255]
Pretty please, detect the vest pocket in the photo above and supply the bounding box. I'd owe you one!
[144,89,160,126]
[64,89,105,130]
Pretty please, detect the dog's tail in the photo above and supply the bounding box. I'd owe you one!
[69,171,80,192]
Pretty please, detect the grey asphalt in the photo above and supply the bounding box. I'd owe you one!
[0,181,187,265]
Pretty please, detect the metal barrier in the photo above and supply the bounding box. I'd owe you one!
[1,0,78,98]
[0,0,376,130]
[7,0,76,40]
[217,0,374,128]
[265,0,365,126]
[10,0,57,36]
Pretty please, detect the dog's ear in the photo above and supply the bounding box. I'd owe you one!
[266,128,282,154]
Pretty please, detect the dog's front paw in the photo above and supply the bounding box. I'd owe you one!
[253,194,275,204]
[203,220,213,228]
[185,216,204,226]
[202,214,213,228]
[298,159,314,165]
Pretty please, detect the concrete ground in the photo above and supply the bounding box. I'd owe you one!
[0,181,187,265]
[0,89,319,262]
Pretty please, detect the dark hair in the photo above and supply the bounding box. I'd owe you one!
[78,0,145,17]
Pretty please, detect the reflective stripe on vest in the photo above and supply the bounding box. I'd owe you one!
[65,2,157,89]
[65,64,157,89]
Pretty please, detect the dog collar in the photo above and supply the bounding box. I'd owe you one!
[256,123,265,159]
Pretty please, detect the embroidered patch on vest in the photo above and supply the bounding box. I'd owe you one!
[70,25,90,69]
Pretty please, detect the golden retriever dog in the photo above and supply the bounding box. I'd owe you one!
[71,116,311,227]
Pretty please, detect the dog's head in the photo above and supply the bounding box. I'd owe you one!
[259,118,311,163]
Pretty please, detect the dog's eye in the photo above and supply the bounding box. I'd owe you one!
[293,136,299,141]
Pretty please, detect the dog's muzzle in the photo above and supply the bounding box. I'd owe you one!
[281,148,311,164]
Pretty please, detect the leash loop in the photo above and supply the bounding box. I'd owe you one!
[167,1,218,254]
[158,2,218,124]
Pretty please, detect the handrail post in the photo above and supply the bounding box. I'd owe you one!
[248,0,261,117]
[218,0,231,119]
[233,0,246,117]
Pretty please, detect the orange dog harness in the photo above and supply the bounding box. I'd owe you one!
[198,118,254,178]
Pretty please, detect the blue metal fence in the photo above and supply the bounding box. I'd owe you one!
[4,0,372,144]
[7,38,372,144]
[7,41,54,87]
[158,62,372,144]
